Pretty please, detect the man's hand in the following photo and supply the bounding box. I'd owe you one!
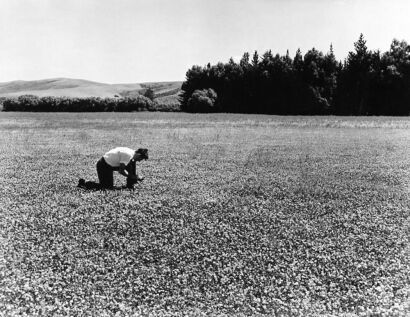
[119,163,129,178]
[130,175,144,181]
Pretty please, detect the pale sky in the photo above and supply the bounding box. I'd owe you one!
[0,0,409,83]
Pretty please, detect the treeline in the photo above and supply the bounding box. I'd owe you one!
[181,34,410,115]
[2,95,180,112]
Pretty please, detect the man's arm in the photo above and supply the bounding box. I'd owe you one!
[125,160,139,180]
[126,160,136,176]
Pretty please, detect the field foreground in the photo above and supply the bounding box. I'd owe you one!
[0,113,410,316]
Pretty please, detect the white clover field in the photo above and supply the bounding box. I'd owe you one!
[0,112,410,316]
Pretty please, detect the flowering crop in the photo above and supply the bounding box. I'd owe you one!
[0,112,409,316]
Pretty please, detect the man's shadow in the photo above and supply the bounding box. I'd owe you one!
[77,178,139,191]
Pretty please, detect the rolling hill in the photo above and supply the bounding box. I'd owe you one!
[0,78,182,99]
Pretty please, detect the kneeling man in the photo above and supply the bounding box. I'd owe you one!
[96,147,148,189]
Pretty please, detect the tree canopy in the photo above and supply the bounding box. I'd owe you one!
[181,34,410,116]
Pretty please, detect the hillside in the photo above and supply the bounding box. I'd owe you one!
[0,78,182,98]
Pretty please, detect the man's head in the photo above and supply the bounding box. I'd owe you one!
[134,148,148,161]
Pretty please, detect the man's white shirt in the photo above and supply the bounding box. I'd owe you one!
[103,147,135,167]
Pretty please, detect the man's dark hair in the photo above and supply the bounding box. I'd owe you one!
[136,148,148,160]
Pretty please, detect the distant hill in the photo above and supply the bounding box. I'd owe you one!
[0,78,182,99]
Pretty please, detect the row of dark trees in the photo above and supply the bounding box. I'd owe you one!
[181,34,410,115]
[1,95,179,112]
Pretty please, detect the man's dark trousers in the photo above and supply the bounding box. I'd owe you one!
[96,157,114,189]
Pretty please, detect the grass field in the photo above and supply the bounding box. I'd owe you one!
[0,112,409,316]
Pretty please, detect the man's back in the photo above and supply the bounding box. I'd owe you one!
[103,147,135,167]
